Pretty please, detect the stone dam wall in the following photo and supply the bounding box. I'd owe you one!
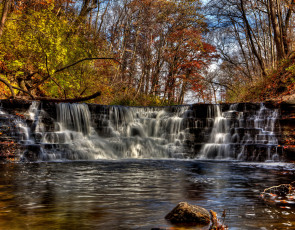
[0,99,294,161]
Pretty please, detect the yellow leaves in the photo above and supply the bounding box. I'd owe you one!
[45,0,55,4]
[0,1,116,102]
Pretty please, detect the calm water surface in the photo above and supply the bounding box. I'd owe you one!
[0,160,294,230]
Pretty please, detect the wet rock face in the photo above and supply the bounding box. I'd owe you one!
[280,103,295,161]
[0,99,31,114]
[0,111,24,161]
[165,202,210,225]
[0,99,294,161]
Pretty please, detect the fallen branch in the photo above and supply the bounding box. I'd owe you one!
[34,91,101,103]
[1,57,117,101]
[210,210,228,230]
[260,182,295,205]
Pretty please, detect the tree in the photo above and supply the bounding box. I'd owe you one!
[0,0,217,105]
[106,0,216,104]
[205,0,295,102]
[0,0,118,102]
[164,28,217,103]
[0,0,11,37]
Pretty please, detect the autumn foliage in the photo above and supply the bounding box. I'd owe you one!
[0,0,217,105]
[205,0,295,103]
[226,52,295,102]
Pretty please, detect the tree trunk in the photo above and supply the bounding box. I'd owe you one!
[268,0,286,60]
[0,0,11,37]
[231,19,252,79]
[0,76,15,98]
[240,0,267,76]
[79,0,98,19]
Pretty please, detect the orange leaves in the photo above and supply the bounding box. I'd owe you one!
[15,113,25,119]
[210,210,228,230]
[164,25,217,101]
[280,199,288,204]
[203,43,217,53]
[165,27,217,71]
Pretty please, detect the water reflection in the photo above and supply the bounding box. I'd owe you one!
[0,160,294,229]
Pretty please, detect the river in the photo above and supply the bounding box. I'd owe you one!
[0,159,294,229]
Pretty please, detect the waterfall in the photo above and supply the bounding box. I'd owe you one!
[57,103,91,135]
[104,105,192,158]
[0,101,283,162]
[18,103,192,160]
[199,105,232,159]
[199,103,280,161]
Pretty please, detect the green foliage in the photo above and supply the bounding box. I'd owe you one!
[286,62,295,84]
[0,2,114,100]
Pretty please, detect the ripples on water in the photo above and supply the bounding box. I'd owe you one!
[0,160,294,230]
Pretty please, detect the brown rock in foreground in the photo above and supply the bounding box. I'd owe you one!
[165,202,210,225]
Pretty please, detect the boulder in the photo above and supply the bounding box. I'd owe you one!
[165,202,210,225]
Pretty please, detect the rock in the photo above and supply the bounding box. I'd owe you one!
[23,144,42,161]
[261,182,295,205]
[264,184,293,197]
[165,202,210,225]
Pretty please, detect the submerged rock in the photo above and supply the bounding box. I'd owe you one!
[165,202,210,225]
[260,182,295,205]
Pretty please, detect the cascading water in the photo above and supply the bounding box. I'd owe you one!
[104,105,192,158]
[0,102,33,145]
[57,103,92,135]
[199,103,281,161]
[0,101,283,161]
[199,105,232,159]
[0,100,294,230]
[18,103,193,160]
[33,103,114,160]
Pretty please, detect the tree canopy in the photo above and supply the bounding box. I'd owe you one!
[1,0,293,104]
[204,0,295,102]
[0,0,217,105]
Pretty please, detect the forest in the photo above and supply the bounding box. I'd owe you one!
[0,0,294,105]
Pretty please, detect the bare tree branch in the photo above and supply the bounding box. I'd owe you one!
[37,57,120,88]
[55,57,120,74]
[0,76,15,98]
[0,76,35,99]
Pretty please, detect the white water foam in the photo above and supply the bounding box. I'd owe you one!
[21,103,192,160]
[199,103,280,161]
